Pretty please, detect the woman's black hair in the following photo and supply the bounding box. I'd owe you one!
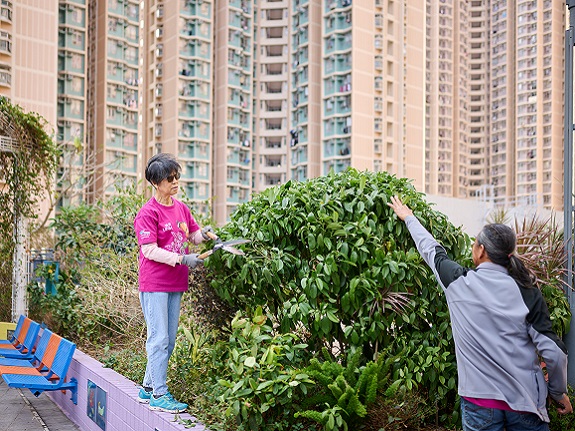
[145,153,181,185]
[476,223,535,289]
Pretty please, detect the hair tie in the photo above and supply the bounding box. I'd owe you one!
[508,253,513,258]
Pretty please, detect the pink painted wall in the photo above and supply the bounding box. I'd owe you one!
[48,350,209,431]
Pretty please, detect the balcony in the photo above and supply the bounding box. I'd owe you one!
[59,74,84,97]
[0,33,11,56]
[59,98,84,120]
[0,68,10,87]
[0,1,12,23]
[60,4,86,27]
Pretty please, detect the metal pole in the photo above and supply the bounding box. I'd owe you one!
[564,0,575,386]
[11,215,28,322]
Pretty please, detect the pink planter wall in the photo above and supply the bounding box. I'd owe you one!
[48,350,209,431]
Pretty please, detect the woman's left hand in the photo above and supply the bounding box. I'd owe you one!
[553,394,573,415]
[201,225,216,241]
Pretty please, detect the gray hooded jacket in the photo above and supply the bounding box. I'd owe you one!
[405,215,568,422]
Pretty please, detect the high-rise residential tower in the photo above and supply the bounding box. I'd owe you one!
[140,0,214,216]
[7,0,565,226]
[2,1,58,122]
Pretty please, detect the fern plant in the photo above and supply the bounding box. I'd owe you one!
[295,348,404,431]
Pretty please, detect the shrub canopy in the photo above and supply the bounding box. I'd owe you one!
[207,169,473,404]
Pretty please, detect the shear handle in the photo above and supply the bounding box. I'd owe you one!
[205,230,219,241]
[198,250,213,260]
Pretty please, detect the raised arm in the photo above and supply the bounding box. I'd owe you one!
[388,196,467,290]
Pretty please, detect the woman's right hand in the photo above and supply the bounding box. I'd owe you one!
[387,195,414,221]
[181,253,204,269]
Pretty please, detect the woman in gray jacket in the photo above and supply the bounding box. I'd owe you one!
[388,195,572,431]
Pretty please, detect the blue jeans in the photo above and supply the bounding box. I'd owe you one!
[140,291,183,396]
[461,397,549,431]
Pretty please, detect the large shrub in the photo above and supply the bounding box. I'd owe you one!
[207,169,473,416]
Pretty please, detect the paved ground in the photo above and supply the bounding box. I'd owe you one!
[0,381,80,431]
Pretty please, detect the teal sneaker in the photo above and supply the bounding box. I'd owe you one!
[149,392,188,413]
[137,388,152,404]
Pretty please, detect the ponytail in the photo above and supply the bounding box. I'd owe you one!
[476,224,535,289]
[507,254,535,289]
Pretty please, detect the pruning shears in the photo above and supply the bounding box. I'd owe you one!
[198,231,250,259]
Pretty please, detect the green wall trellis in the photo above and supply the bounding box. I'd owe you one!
[0,97,59,322]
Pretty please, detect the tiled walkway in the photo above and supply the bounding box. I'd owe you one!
[0,380,80,431]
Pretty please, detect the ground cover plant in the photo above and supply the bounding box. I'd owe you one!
[27,169,573,430]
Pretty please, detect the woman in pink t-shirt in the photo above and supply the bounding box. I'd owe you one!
[133,153,212,414]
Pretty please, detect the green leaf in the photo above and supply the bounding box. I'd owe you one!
[326,310,339,323]
[263,268,273,284]
[256,381,275,391]
[244,356,257,367]
[308,233,316,249]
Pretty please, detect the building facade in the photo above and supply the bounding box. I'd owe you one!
[1,1,566,225]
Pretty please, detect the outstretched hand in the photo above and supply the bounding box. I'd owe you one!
[387,195,414,221]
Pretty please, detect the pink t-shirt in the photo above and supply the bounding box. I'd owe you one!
[134,197,200,292]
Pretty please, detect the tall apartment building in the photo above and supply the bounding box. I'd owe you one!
[423,0,565,210]
[58,0,88,206]
[254,0,292,190]
[213,1,252,220]
[497,0,565,209]
[1,1,58,122]
[46,0,571,225]
[425,0,470,197]
[142,0,428,224]
[57,0,140,205]
[0,1,58,219]
[141,0,214,216]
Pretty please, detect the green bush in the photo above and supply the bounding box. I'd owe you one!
[207,169,470,419]
[99,341,146,384]
[214,307,314,431]
[548,386,575,431]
